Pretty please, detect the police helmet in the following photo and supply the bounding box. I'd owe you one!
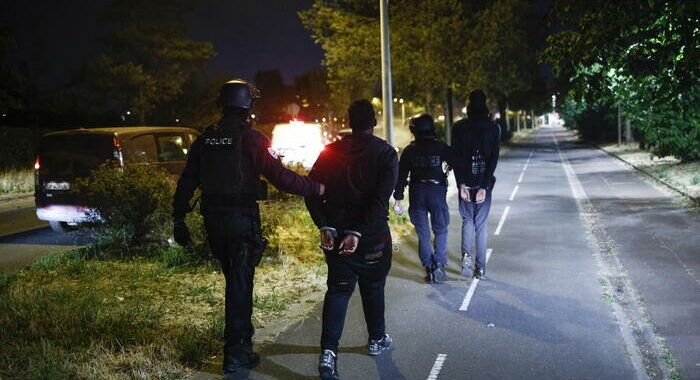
[217,79,261,109]
[409,114,435,135]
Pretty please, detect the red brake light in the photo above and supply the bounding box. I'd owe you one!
[34,157,40,170]
[112,137,124,167]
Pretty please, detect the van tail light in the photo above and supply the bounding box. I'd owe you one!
[34,156,40,170]
[112,137,124,168]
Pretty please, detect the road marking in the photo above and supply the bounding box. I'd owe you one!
[459,249,493,311]
[509,184,519,201]
[517,171,525,183]
[494,206,510,236]
[552,131,649,380]
[522,163,529,172]
[426,353,447,380]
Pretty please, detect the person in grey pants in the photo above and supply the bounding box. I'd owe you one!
[451,90,500,280]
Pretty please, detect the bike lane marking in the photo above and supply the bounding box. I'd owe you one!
[426,353,448,380]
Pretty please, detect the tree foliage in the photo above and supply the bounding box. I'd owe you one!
[300,0,547,115]
[83,0,216,125]
[544,0,700,160]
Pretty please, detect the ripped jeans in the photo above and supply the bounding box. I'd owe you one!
[320,241,392,352]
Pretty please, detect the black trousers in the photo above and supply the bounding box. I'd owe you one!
[321,240,392,352]
[204,212,256,347]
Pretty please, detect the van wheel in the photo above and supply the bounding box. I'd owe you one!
[49,221,73,233]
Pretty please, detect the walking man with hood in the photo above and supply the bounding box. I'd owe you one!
[305,99,398,380]
[451,90,501,280]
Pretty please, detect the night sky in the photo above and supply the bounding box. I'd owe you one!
[0,0,324,85]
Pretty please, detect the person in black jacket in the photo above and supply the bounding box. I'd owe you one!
[451,89,500,280]
[305,99,398,380]
[393,114,454,284]
[172,79,325,374]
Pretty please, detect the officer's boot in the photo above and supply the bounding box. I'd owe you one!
[223,340,260,373]
[424,266,435,283]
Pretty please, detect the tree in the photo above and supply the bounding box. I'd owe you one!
[0,26,24,116]
[458,0,542,128]
[391,0,465,113]
[299,1,381,113]
[83,0,216,125]
[545,0,700,160]
[254,69,290,123]
[300,0,548,122]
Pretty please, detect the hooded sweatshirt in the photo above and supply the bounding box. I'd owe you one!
[305,132,398,246]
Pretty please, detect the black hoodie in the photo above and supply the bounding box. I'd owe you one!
[305,132,398,245]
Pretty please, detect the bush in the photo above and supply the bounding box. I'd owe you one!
[633,84,700,162]
[559,98,618,142]
[0,169,34,195]
[73,163,173,246]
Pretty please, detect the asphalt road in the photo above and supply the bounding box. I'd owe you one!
[0,198,89,271]
[193,125,699,380]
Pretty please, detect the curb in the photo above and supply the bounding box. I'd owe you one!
[0,192,33,203]
[595,145,699,207]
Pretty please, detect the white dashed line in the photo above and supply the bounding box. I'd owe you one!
[522,163,529,172]
[494,206,510,236]
[426,353,448,380]
[459,249,493,311]
[509,184,520,201]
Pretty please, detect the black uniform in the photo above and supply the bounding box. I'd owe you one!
[304,132,398,353]
[393,137,453,268]
[173,118,321,355]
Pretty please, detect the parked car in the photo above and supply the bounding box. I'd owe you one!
[34,126,199,232]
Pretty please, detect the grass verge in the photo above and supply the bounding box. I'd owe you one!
[601,143,700,201]
[0,168,33,195]
[0,197,409,379]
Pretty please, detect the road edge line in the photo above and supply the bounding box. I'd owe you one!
[553,130,675,380]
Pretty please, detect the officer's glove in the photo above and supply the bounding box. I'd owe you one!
[173,218,191,247]
[393,200,404,216]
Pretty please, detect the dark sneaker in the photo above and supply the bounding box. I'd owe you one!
[319,349,339,380]
[424,266,435,283]
[223,347,260,373]
[461,253,473,276]
[368,334,393,356]
[473,267,486,280]
[432,265,448,283]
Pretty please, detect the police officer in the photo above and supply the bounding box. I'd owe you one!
[305,99,398,380]
[393,114,454,284]
[172,79,325,374]
[451,89,500,280]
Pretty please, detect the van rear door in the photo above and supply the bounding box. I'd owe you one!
[35,133,114,207]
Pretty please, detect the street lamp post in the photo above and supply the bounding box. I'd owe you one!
[393,97,405,127]
[380,0,393,147]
